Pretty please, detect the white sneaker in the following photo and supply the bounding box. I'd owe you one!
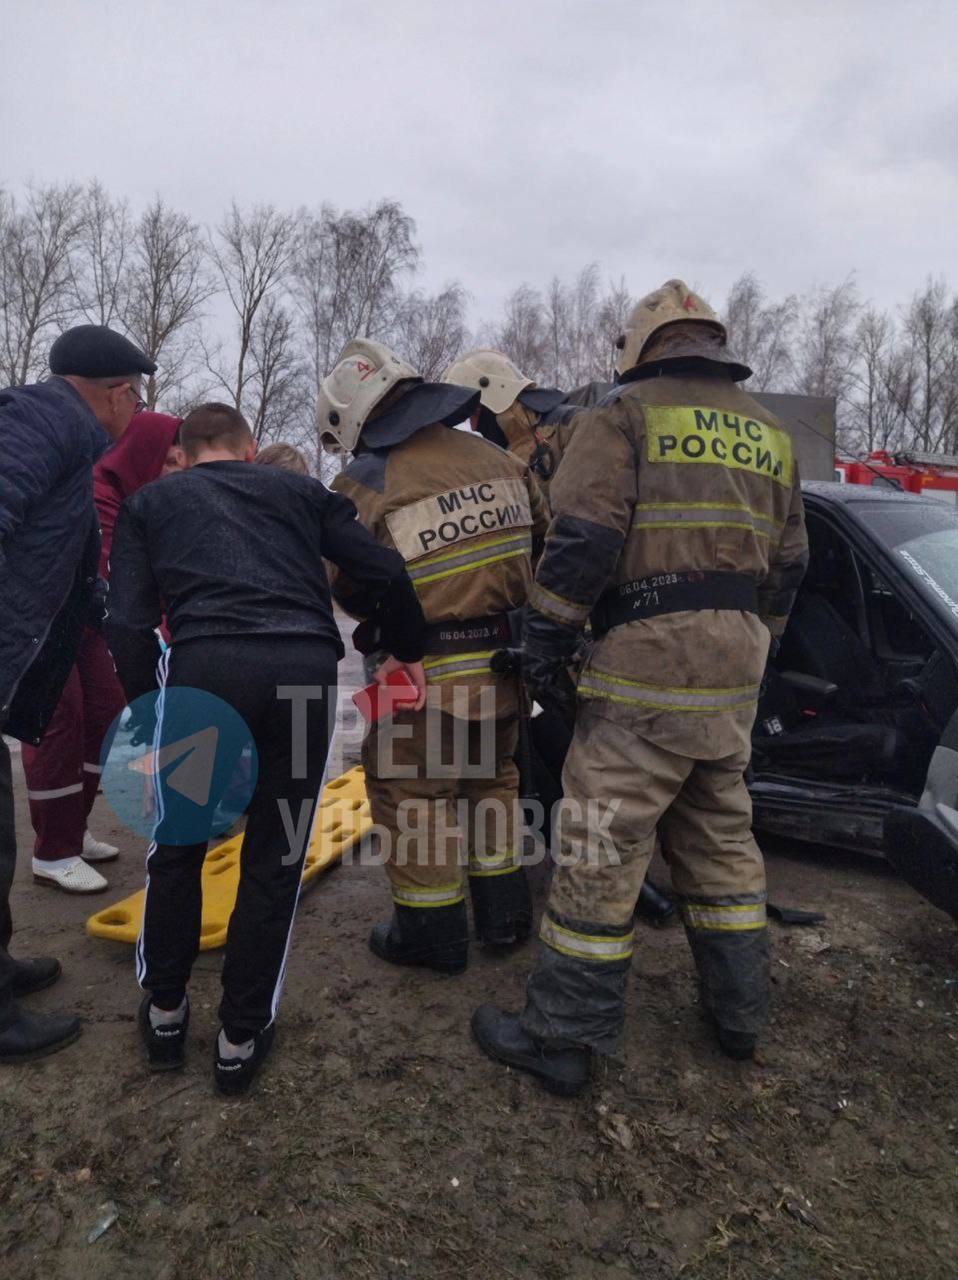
[82,831,120,863]
[33,856,108,893]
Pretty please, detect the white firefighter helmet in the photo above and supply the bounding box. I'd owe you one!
[317,339,419,454]
[442,348,534,416]
[615,279,726,376]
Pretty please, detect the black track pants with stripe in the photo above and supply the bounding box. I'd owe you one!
[137,636,337,1038]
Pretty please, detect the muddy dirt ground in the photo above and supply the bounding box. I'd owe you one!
[1,647,956,1278]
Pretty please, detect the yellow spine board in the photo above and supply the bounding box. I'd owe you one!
[86,766,371,951]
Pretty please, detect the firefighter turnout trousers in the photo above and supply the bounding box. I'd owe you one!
[521,704,767,1053]
[363,708,532,954]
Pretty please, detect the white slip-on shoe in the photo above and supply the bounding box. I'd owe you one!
[82,831,120,863]
[33,856,109,894]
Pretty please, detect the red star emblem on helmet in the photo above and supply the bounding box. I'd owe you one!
[682,294,696,312]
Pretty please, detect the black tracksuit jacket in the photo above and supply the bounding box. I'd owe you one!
[105,460,424,696]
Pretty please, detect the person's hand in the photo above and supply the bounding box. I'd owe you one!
[374,655,427,712]
[523,650,578,721]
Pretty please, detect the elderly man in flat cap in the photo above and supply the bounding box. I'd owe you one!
[0,324,155,1063]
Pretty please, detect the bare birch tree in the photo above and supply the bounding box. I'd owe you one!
[723,272,798,390]
[594,277,633,384]
[492,266,631,388]
[72,181,131,328]
[842,309,913,453]
[392,281,468,379]
[292,199,419,391]
[899,279,958,451]
[793,277,860,402]
[0,183,85,385]
[245,297,310,446]
[487,283,548,381]
[123,197,214,408]
[211,202,297,412]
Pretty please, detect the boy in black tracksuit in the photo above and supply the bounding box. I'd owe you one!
[106,403,426,1093]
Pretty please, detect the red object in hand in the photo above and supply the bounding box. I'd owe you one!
[352,669,420,722]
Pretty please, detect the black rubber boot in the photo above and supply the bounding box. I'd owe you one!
[686,923,769,1062]
[715,1025,757,1061]
[369,902,469,975]
[214,1023,275,1096]
[471,1004,591,1096]
[11,956,62,997]
[0,1005,81,1063]
[138,994,190,1072]
[469,867,533,950]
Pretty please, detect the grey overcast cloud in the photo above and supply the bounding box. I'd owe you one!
[2,0,957,321]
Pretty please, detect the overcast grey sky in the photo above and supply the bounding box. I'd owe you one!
[3,0,957,322]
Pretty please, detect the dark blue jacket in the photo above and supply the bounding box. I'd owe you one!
[0,378,109,743]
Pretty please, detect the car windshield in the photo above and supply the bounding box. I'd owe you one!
[856,501,958,620]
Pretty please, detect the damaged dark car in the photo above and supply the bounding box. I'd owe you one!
[750,481,958,920]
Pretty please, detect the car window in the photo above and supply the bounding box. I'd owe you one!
[859,561,934,659]
[854,502,958,623]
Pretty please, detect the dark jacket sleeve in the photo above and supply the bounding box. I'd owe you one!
[0,391,70,573]
[321,487,426,663]
[103,499,164,702]
[524,402,637,657]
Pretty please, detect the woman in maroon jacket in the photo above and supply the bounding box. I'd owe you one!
[21,412,182,893]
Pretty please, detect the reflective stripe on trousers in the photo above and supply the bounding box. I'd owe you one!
[578,667,760,713]
[680,894,767,932]
[25,783,84,801]
[468,849,522,878]
[539,911,635,963]
[391,880,465,909]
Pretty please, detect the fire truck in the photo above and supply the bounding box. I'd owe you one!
[834,450,958,505]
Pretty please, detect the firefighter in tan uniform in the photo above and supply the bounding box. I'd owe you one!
[442,349,580,506]
[318,340,550,974]
[472,280,809,1094]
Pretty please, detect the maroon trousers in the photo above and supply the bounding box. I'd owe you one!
[20,630,126,861]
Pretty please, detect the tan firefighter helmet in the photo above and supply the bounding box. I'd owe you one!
[442,348,534,416]
[317,339,419,454]
[318,338,479,454]
[615,279,727,376]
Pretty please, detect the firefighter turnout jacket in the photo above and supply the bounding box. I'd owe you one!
[514,362,808,1056]
[527,370,808,758]
[330,418,545,964]
[332,422,549,717]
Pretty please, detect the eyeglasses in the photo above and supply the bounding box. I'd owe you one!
[109,382,146,413]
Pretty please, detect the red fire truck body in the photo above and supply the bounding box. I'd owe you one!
[834,450,958,506]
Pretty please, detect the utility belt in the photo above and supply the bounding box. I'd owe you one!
[591,570,758,638]
[423,611,516,656]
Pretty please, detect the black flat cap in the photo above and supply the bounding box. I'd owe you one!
[49,325,156,377]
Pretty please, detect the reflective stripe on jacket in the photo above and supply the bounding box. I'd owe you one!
[526,369,808,758]
[331,423,549,718]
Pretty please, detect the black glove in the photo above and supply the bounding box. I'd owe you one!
[524,653,578,721]
[522,606,581,720]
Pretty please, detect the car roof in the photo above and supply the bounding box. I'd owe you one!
[801,479,946,508]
